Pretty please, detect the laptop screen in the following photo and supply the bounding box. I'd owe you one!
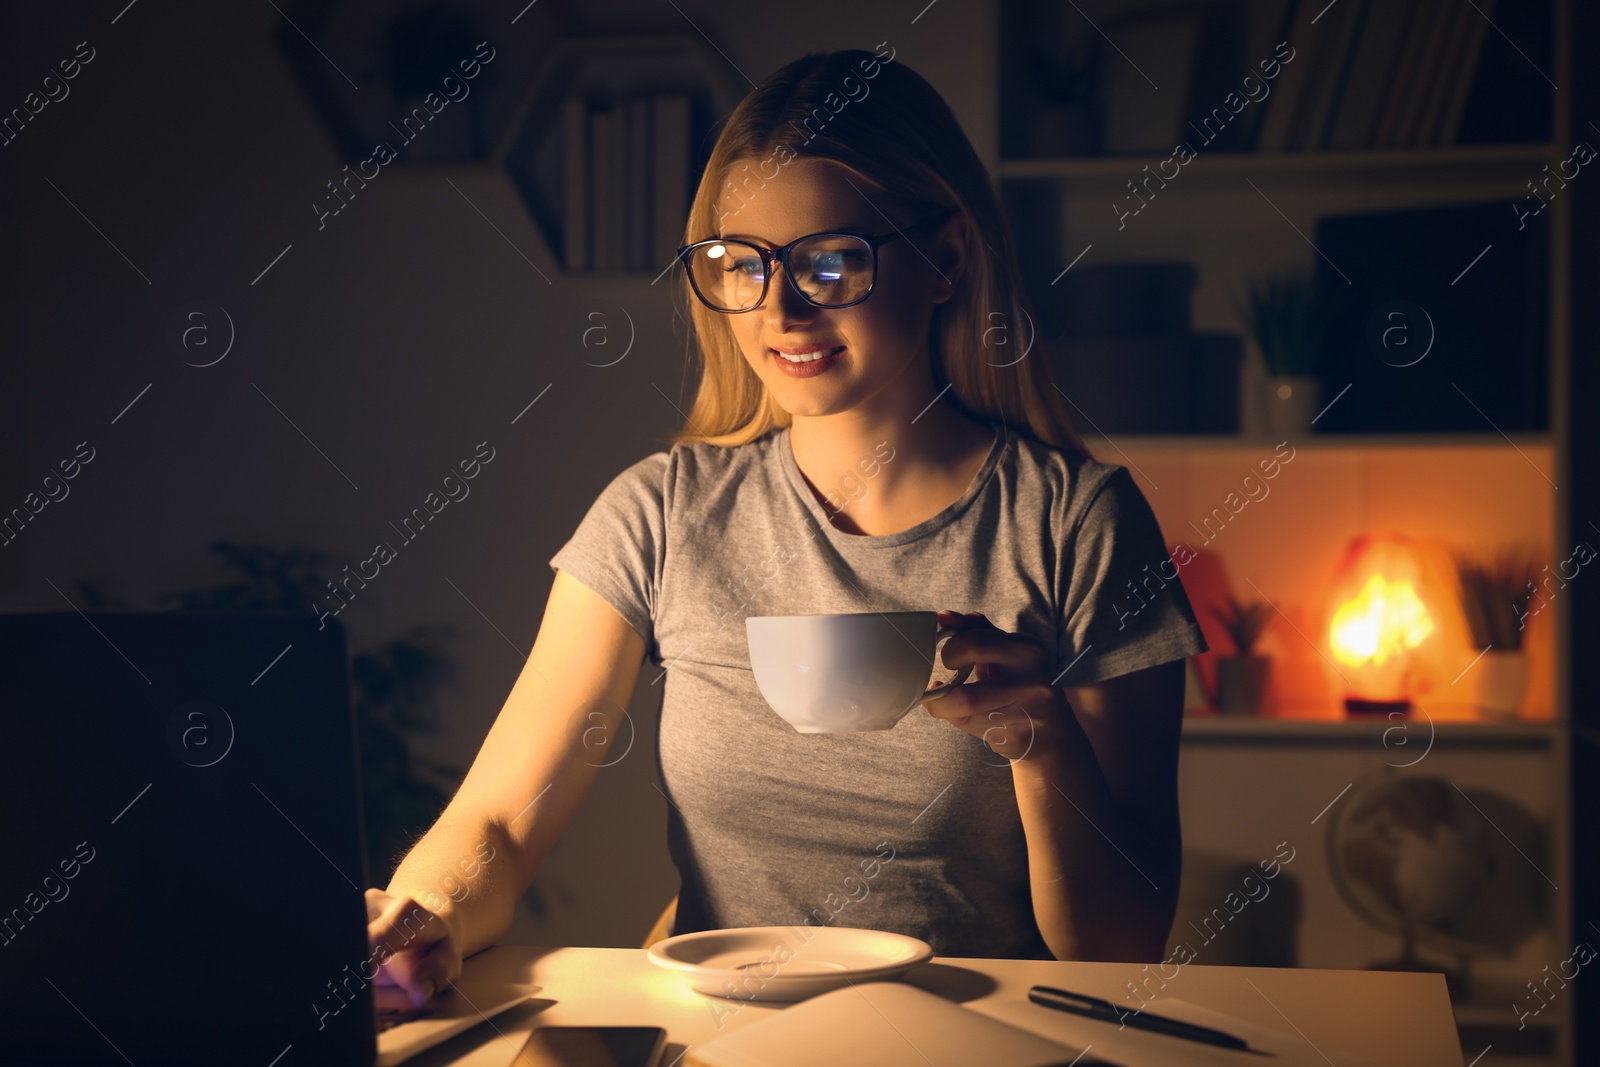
[0,611,378,1066]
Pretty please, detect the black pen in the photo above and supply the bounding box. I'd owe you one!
[1028,985,1250,1051]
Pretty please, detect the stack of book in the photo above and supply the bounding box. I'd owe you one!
[562,92,692,272]
[1257,0,1499,151]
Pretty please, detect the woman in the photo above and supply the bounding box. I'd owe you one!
[366,47,1206,1007]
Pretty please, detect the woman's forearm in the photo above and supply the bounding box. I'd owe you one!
[384,810,525,960]
[1010,716,1181,962]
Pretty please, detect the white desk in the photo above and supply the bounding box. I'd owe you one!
[406,945,1464,1067]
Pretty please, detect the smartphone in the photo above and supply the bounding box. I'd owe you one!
[513,1025,668,1067]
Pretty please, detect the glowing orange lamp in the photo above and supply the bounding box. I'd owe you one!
[1326,533,1442,716]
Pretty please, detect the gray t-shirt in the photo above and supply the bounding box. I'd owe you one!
[548,421,1207,958]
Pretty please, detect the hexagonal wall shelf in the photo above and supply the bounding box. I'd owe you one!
[274,0,572,164]
[493,34,748,277]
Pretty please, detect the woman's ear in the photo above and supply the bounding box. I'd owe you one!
[930,212,971,304]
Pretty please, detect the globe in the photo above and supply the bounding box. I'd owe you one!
[1327,774,1497,973]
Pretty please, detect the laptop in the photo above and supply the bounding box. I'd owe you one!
[0,611,530,1066]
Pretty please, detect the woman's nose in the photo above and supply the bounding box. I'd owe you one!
[761,261,816,323]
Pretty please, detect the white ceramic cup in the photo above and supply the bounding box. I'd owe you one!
[746,611,977,733]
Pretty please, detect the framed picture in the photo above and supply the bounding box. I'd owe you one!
[1097,9,1202,155]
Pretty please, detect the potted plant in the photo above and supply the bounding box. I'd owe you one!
[77,540,545,913]
[1233,268,1331,438]
[1452,547,1541,720]
[1212,596,1275,715]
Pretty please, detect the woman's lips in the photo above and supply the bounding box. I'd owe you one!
[770,344,845,363]
[770,345,846,377]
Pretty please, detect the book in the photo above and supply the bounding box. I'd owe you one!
[1325,0,1415,150]
[1176,1,1255,153]
[1239,0,1301,150]
[1256,0,1318,151]
[1437,0,1496,145]
[590,102,613,271]
[1451,0,1553,143]
[561,94,588,271]
[626,96,652,270]
[621,97,637,270]
[610,99,628,270]
[653,94,691,268]
[1295,0,1369,149]
[1405,0,1473,146]
[1371,0,1442,146]
[1362,0,1426,147]
[1382,0,1452,146]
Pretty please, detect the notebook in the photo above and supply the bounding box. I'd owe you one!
[685,980,1387,1067]
[684,982,1116,1067]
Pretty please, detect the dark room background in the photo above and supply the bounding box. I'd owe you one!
[0,0,999,950]
[2,3,1595,1064]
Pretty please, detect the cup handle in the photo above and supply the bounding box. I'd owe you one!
[920,626,976,702]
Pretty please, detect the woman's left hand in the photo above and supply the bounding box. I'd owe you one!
[918,609,1075,763]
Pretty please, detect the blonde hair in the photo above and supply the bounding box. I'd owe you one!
[664,49,1090,462]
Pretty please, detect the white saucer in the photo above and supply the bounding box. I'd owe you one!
[647,926,933,1002]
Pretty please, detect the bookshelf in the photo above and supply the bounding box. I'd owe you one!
[999,0,1566,441]
[1173,717,1572,1065]
[995,1,1576,1062]
[998,140,1563,190]
[490,33,745,278]
[1081,431,1555,451]
[1180,717,1564,744]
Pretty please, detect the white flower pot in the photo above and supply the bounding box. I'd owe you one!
[1262,376,1319,438]
[1473,650,1528,720]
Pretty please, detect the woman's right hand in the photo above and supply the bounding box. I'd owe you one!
[365,888,463,1008]
[357,569,650,1011]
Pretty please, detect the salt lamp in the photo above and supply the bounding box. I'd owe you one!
[1325,533,1453,716]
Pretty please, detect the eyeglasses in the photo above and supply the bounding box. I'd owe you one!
[676,208,958,314]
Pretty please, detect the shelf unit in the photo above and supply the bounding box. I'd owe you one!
[993,0,1576,1062]
[489,32,746,278]
[998,140,1564,188]
[1082,432,1556,451]
[1172,716,1573,1067]
[1181,717,1565,743]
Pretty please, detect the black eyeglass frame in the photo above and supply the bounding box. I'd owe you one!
[675,207,959,314]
